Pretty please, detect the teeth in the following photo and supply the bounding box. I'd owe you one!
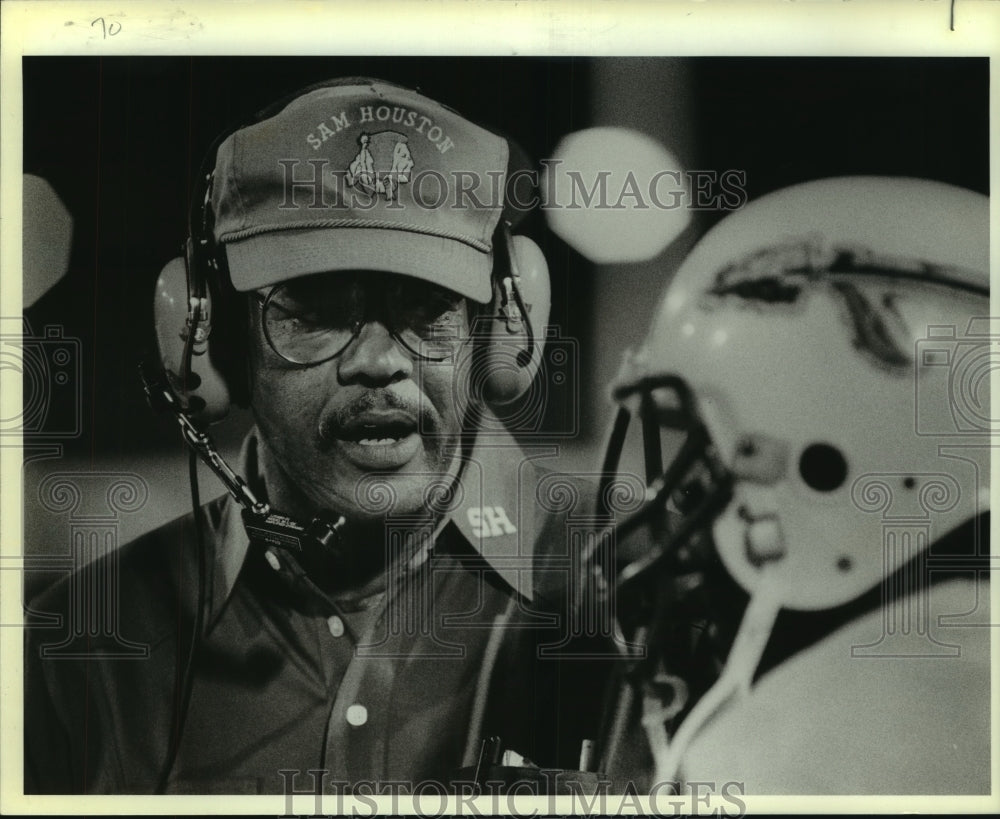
[358,437,402,446]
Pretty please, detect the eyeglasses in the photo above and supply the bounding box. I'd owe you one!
[253,273,469,365]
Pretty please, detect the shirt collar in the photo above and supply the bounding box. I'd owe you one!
[208,415,546,625]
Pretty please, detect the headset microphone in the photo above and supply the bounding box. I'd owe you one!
[142,354,346,794]
[140,359,346,559]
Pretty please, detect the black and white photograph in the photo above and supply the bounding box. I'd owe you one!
[2,1,997,814]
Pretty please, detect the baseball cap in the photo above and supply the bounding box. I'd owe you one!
[210,78,510,303]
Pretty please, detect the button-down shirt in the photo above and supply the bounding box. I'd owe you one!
[25,427,615,794]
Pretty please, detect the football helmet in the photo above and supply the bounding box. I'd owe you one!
[597,177,991,786]
[604,176,989,612]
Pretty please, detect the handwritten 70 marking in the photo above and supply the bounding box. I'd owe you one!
[91,17,121,38]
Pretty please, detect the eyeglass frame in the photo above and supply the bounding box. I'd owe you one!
[249,276,472,367]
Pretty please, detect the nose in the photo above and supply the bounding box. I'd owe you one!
[336,320,414,386]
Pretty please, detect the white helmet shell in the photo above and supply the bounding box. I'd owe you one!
[630,177,991,611]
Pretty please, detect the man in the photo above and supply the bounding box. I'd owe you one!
[25,78,610,795]
[597,176,991,796]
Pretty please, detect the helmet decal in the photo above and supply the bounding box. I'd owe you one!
[830,281,910,371]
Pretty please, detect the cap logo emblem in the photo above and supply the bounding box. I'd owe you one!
[346,130,413,202]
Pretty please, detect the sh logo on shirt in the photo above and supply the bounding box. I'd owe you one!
[467,506,517,538]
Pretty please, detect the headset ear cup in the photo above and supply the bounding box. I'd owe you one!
[206,254,252,410]
[153,257,232,423]
[481,234,551,406]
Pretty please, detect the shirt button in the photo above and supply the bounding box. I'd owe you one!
[327,615,345,638]
[346,704,368,726]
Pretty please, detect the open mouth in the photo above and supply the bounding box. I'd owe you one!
[337,410,417,443]
[341,420,416,446]
[333,410,422,469]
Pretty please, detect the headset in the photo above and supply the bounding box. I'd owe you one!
[147,76,552,545]
[154,78,549,415]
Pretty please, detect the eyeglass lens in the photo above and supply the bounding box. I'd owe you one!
[261,273,468,365]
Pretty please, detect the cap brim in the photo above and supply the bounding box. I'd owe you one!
[224,227,494,303]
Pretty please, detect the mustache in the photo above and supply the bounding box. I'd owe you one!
[318,389,440,443]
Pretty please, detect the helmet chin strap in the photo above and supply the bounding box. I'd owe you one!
[645,571,782,787]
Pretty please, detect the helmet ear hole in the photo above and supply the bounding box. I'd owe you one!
[798,443,848,492]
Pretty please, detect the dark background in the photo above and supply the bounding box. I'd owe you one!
[22,57,989,462]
